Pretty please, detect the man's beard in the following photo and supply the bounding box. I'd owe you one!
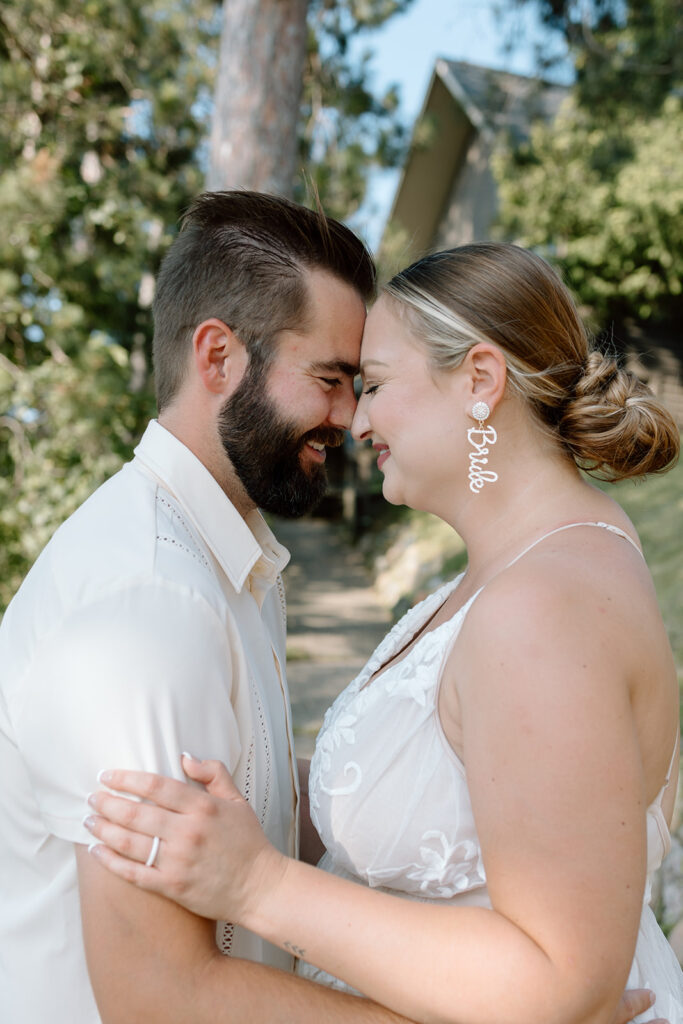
[217,362,344,518]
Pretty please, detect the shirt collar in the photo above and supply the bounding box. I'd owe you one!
[133,420,290,595]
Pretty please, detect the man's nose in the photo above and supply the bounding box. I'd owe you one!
[329,378,359,430]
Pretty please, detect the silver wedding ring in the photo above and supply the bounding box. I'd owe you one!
[145,835,160,868]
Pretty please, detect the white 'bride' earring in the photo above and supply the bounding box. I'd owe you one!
[467,401,498,493]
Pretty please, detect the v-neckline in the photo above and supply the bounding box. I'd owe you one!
[357,574,473,694]
[356,520,643,697]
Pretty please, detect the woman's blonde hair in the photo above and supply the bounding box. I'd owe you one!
[383,243,679,480]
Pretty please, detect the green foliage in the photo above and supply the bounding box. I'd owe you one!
[0,0,214,612]
[495,0,683,325]
[494,94,683,323]
[521,0,682,118]
[593,456,683,728]
[0,338,155,609]
[0,0,414,614]
[296,0,413,221]
[1,0,214,364]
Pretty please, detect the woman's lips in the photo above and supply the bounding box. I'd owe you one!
[373,443,390,470]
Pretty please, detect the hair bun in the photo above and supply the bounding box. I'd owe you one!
[559,349,679,479]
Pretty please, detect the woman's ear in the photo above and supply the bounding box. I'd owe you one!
[192,318,250,396]
[463,342,507,414]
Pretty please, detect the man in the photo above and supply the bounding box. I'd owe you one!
[0,191,657,1024]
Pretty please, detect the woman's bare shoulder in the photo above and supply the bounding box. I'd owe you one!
[454,522,662,694]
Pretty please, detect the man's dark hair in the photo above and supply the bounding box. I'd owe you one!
[152,190,376,410]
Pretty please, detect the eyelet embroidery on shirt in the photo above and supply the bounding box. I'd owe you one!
[243,735,255,807]
[249,676,271,826]
[276,574,287,634]
[155,493,211,571]
[217,922,234,955]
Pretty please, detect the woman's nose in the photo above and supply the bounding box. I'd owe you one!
[350,396,370,441]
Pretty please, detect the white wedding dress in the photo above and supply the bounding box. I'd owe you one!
[298,523,683,1022]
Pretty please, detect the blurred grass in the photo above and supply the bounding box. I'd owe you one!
[593,458,683,725]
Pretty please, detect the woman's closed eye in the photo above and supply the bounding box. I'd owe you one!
[363,383,380,396]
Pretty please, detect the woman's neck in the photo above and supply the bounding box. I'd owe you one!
[433,447,601,589]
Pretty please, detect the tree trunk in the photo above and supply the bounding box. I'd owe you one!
[207,0,309,197]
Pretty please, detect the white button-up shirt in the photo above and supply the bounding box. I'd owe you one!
[0,420,299,1024]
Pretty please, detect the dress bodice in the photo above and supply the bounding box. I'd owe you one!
[309,573,489,902]
[303,524,682,1014]
[309,522,674,906]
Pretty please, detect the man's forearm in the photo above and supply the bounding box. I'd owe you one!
[195,953,412,1024]
[79,846,407,1024]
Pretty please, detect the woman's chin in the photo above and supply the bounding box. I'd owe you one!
[381,481,431,519]
[381,479,408,508]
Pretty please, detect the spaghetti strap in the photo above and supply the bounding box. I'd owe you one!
[503,521,644,572]
[454,522,644,631]
[650,732,680,812]
[664,732,680,786]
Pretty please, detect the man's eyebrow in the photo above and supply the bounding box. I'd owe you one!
[310,359,359,377]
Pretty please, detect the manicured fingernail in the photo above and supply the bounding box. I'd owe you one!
[647,992,656,1007]
[87,841,102,856]
[182,751,199,762]
[97,769,113,783]
[87,792,97,808]
[82,814,97,831]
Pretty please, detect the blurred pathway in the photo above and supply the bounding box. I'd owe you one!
[273,516,392,759]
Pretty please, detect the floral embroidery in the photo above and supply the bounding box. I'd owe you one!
[319,761,363,797]
[310,572,491,902]
[383,639,445,706]
[316,710,359,768]
[406,830,486,898]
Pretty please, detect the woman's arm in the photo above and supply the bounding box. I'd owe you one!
[86,567,652,1024]
[243,565,645,1024]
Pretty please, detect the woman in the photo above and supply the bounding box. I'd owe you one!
[86,244,682,1024]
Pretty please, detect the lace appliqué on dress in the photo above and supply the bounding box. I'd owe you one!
[309,574,490,901]
[407,831,486,898]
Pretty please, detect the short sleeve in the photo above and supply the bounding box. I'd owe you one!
[13,581,242,844]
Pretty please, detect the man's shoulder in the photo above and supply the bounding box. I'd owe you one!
[27,460,161,600]
[1,463,229,657]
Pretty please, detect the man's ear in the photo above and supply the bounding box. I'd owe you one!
[192,318,250,396]
[463,342,507,414]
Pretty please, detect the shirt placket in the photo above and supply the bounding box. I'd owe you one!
[248,563,299,859]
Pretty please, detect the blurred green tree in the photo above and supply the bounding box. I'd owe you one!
[295,0,413,221]
[0,0,412,611]
[0,0,215,608]
[494,0,683,326]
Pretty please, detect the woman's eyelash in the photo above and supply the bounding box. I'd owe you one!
[363,384,380,396]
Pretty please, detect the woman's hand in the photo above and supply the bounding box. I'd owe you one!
[84,755,288,924]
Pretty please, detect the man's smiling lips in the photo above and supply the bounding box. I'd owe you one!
[300,429,345,465]
[373,442,390,470]
[304,440,327,463]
